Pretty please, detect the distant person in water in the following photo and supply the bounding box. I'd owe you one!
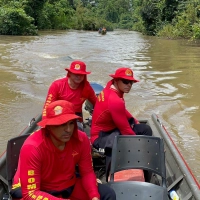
[11,100,116,200]
[42,60,97,119]
[91,67,152,153]
[99,27,102,31]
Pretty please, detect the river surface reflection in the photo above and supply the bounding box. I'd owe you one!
[0,30,199,182]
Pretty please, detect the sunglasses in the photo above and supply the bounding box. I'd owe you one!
[120,79,134,85]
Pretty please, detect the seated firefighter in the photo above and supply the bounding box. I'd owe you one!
[42,60,97,118]
[91,67,152,155]
[90,68,153,180]
[11,100,116,200]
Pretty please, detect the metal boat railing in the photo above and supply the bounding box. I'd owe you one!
[152,113,200,200]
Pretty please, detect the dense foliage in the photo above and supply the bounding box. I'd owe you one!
[0,0,200,39]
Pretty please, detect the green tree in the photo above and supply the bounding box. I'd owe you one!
[141,0,159,35]
[0,6,37,35]
[37,0,74,29]
[1,0,200,39]
[20,0,46,26]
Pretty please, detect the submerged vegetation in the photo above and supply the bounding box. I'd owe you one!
[0,0,200,39]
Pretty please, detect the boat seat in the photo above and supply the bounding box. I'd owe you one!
[107,135,169,200]
[107,181,168,200]
[6,134,30,193]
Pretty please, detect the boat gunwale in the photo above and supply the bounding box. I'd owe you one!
[152,113,200,199]
[0,114,42,163]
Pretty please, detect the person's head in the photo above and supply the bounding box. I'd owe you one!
[109,67,139,93]
[65,60,90,85]
[38,100,81,146]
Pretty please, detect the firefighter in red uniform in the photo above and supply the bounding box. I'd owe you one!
[91,67,152,154]
[43,60,97,118]
[11,100,116,200]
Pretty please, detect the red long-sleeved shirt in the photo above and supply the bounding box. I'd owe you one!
[91,81,138,144]
[42,77,97,117]
[12,128,100,200]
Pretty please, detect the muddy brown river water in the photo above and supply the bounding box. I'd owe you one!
[0,30,199,182]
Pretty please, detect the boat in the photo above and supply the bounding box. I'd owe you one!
[0,82,200,200]
[98,28,107,35]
